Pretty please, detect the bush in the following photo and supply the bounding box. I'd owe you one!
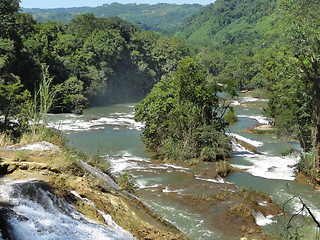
[200,147,217,161]
[216,161,233,177]
[297,149,318,181]
[224,107,238,124]
[118,173,136,194]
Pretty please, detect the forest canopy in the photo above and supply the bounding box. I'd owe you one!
[0,1,191,138]
[0,8,190,113]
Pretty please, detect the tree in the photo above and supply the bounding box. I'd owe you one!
[277,0,320,169]
[55,76,87,114]
[135,57,231,161]
[0,83,31,135]
[0,0,20,39]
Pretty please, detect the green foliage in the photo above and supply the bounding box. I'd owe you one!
[24,65,58,139]
[0,0,192,115]
[179,0,320,172]
[55,77,87,114]
[0,82,31,136]
[0,0,20,38]
[297,150,316,177]
[135,57,231,161]
[265,0,320,171]
[265,53,313,152]
[216,160,233,177]
[118,173,137,194]
[224,107,237,125]
[38,66,58,121]
[174,0,278,90]
[277,0,320,168]
[23,3,204,36]
[177,0,276,43]
[17,14,190,111]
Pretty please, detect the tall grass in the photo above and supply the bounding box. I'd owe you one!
[25,65,59,140]
[0,132,13,146]
[297,149,318,181]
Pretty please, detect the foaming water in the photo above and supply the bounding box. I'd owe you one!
[241,97,268,103]
[47,110,144,134]
[254,212,275,226]
[231,97,268,106]
[231,140,298,181]
[0,180,135,240]
[228,96,320,234]
[227,133,264,147]
[4,141,60,152]
[105,152,150,174]
[105,151,191,175]
[237,115,270,125]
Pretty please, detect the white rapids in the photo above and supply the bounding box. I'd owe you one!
[0,179,136,240]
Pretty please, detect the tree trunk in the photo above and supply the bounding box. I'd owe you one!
[315,107,320,169]
[314,74,320,169]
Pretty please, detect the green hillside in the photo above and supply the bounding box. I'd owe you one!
[176,0,277,44]
[22,3,204,35]
[174,0,279,90]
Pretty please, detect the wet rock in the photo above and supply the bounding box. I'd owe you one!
[0,207,16,240]
[0,163,19,174]
[0,163,9,175]
[267,166,276,172]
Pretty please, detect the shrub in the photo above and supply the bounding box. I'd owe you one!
[224,107,238,124]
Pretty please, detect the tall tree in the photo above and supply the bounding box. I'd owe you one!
[278,0,320,168]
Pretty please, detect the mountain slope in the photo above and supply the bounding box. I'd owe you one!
[176,0,277,44]
[22,3,204,35]
[173,0,279,91]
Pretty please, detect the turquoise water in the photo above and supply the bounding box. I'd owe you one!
[47,97,320,239]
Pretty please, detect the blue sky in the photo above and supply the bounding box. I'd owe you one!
[20,0,214,9]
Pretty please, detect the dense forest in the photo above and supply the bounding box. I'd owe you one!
[175,0,320,179]
[0,0,192,139]
[1,0,320,179]
[23,3,204,35]
[1,3,190,110]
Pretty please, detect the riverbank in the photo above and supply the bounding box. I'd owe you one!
[238,125,275,135]
[0,140,187,240]
[0,136,285,240]
[46,102,287,239]
[0,98,292,240]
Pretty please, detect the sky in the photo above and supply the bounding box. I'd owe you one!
[20,0,214,9]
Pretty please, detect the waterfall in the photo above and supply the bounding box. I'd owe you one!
[0,179,135,240]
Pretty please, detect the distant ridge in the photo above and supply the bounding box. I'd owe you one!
[22,3,204,35]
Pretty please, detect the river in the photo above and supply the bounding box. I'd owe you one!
[45,93,320,239]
